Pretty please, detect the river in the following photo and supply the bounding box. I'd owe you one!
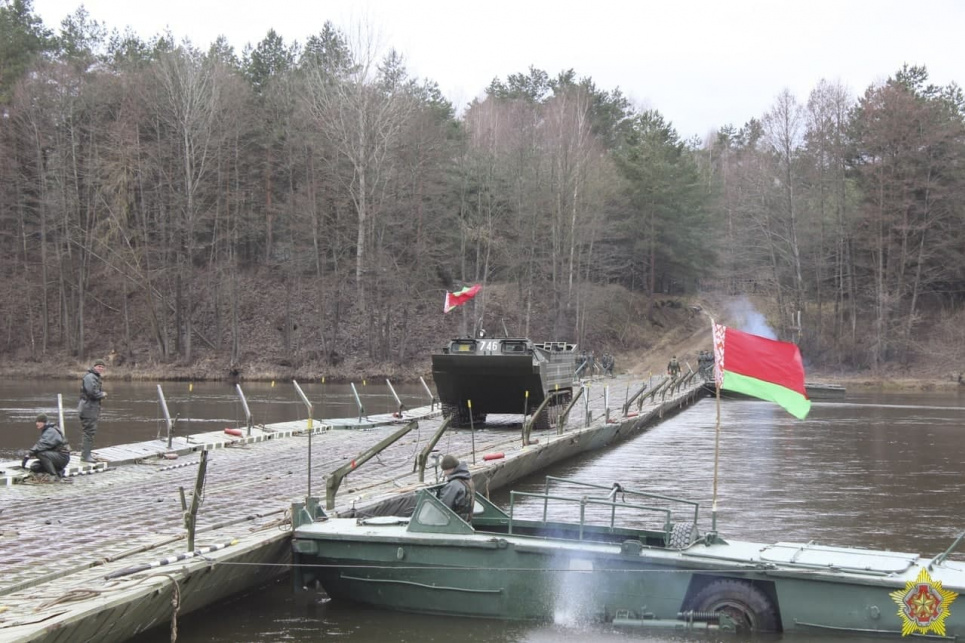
[5,383,964,641]
[0,379,432,460]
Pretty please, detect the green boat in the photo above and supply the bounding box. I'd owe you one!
[292,477,965,636]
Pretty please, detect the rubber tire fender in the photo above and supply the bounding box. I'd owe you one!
[689,579,779,633]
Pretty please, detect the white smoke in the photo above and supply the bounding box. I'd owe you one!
[727,296,777,339]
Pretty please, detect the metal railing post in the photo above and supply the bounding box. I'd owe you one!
[57,394,66,441]
[292,380,315,505]
[185,450,208,551]
[558,386,584,433]
[622,383,649,416]
[523,391,566,446]
[158,385,174,448]
[604,385,610,424]
[234,384,253,436]
[414,415,453,482]
[419,377,437,411]
[467,399,476,464]
[584,384,590,427]
[386,379,405,417]
[350,382,366,423]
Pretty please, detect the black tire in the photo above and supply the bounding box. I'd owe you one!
[452,405,474,428]
[668,522,698,549]
[689,579,779,633]
[441,402,455,419]
[441,402,469,428]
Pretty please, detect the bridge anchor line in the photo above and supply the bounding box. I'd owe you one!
[104,539,239,580]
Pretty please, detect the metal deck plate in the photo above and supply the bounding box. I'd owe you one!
[760,542,920,574]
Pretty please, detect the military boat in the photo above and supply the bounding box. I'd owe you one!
[292,477,965,636]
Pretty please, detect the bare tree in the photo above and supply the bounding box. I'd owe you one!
[303,22,415,314]
[763,89,806,338]
[153,43,221,362]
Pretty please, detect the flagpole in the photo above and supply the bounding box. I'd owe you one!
[712,379,721,534]
[710,317,720,536]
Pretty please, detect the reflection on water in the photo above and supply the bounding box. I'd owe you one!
[0,380,432,459]
[34,388,965,643]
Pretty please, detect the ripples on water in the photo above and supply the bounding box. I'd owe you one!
[121,391,965,642]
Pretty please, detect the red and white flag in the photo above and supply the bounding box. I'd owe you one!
[444,285,481,313]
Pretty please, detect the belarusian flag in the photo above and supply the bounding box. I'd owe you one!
[712,321,811,419]
[444,284,481,313]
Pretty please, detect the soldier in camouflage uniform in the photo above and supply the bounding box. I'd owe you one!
[667,355,681,378]
[23,413,70,479]
[78,359,108,463]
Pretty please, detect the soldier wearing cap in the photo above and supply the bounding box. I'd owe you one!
[78,359,108,463]
[438,454,475,523]
[23,413,71,479]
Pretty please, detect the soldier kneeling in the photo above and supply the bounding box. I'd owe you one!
[23,414,71,480]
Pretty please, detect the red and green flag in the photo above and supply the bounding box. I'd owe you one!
[444,284,481,313]
[712,321,811,419]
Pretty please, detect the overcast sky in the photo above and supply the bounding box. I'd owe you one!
[31,0,965,141]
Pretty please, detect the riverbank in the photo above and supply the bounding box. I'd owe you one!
[4,356,959,395]
[3,290,961,392]
[0,355,417,384]
[808,372,964,392]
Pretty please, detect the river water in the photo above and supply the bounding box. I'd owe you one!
[4,383,964,642]
[0,379,432,460]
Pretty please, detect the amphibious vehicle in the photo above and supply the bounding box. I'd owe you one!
[431,337,578,427]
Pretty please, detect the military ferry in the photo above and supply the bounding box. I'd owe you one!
[292,476,963,637]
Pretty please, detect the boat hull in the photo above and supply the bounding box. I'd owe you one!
[293,523,965,635]
[298,533,701,622]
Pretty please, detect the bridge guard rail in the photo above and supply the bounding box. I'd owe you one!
[557,386,585,434]
[673,370,699,395]
[643,377,670,404]
[522,390,568,446]
[622,382,649,416]
[413,415,454,482]
[325,420,418,510]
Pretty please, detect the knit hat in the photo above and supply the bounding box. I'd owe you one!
[36,413,48,423]
[440,454,459,470]
[93,359,107,367]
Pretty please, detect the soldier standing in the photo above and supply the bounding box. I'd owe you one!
[667,355,681,378]
[78,359,108,463]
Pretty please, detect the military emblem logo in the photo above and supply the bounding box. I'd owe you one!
[890,567,958,636]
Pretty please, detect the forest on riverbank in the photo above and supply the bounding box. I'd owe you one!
[1,2,964,383]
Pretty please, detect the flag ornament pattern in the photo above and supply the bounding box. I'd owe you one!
[444,285,481,313]
[712,320,811,419]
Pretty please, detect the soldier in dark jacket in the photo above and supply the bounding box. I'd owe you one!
[438,454,475,523]
[78,359,108,463]
[24,414,70,478]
